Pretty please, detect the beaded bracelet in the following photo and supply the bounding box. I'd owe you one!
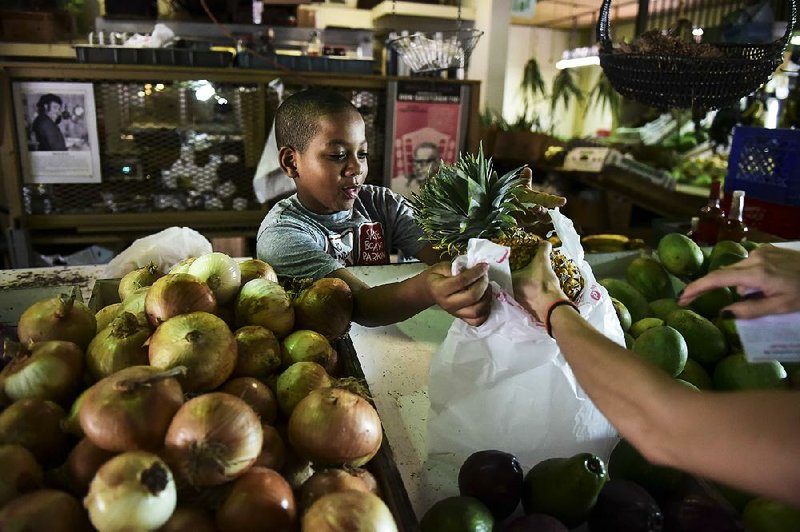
[545,300,579,338]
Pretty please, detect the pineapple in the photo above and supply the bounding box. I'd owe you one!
[410,145,584,301]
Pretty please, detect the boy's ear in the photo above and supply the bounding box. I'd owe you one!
[278,146,299,178]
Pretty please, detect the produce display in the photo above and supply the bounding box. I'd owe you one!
[0,254,402,532]
[410,146,584,301]
[420,233,799,531]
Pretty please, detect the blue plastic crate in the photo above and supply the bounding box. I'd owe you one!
[725,126,800,207]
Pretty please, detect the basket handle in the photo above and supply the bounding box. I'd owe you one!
[596,0,797,52]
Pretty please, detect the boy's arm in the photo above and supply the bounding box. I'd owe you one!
[329,262,490,327]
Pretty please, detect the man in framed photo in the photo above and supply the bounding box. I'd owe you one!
[32,93,67,151]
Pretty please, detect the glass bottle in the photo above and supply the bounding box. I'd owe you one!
[691,179,725,246]
[717,190,749,243]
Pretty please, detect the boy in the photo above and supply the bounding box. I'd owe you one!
[256,88,490,327]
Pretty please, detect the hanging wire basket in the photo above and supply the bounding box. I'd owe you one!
[596,0,797,110]
[387,28,484,73]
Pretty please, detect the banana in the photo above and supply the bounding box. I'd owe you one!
[582,234,631,253]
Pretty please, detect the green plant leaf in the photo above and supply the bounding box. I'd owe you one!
[550,69,584,112]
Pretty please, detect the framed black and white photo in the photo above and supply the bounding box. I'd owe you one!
[12,81,102,184]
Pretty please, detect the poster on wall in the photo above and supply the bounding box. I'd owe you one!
[385,81,469,198]
[12,81,102,184]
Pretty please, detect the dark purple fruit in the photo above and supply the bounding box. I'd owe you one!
[458,450,523,520]
[502,514,568,531]
[588,479,663,532]
[663,484,745,532]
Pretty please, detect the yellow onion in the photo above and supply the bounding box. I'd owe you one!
[149,312,236,393]
[80,366,184,452]
[0,444,43,506]
[0,398,68,465]
[276,361,333,417]
[169,256,197,274]
[85,451,177,532]
[65,437,117,496]
[232,325,282,379]
[281,329,337,373]
[2,340,83,405]
[239,258,278,285]
[62,388,89,437]
[17,294,96,350]
[300,469,372,512]
[220,377,278,425]
[95,302,122,332]
[302,490,397,532]
[288,387,382,468]
[165,393,263,487]
[293,277,353,340]
[86,312,150,382]
[118,287,149,322]
[188,252,241,305]
[159,507,217,532]
[145,274,217,328]
[215,467,296,532]
[235,279,294,338]
[119,262,163,301]
[0,490,90,532]
[254,424,285,471]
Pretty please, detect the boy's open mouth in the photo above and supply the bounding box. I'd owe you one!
[342,185,360,199]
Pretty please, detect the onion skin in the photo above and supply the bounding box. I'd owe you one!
[280,329,337,373]
[215,467,296,532]
[169,256,197,274]
[302,490,398,532]
[85,451,177,532]
[145,274,217,328]
[17,295,97,350]
[235,279,295,339]
[289,387,382,468]
[232,325,282,379]
[80,366,184,452]
[254,424,285,471]
[220,377,278,425]
[276,361,333,417]
[239,259,278,285]
[0,398,68,465]
[300,469,371,512]
[0,490,91,532]
[351,468,380,496]
[86,312,150,382]
[294,277,353,340]
[149,312,236,393]
[118,287,150,323]
[0,444,43,507]
[3,340,84,405]
[66,437,117,496]
[187,252,242,305]
[165,393,263,487]
[62,388,89,438]
[95,303,122,332]
[119,262,163,301]
[158,507,217,532]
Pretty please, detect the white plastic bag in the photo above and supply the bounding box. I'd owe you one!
[102,227,212,278]
[426,209,623,468]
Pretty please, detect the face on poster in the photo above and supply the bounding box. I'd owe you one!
[390,83,463,198]
[12,81,102,184]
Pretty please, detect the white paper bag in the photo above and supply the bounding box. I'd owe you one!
[426,209,623,468]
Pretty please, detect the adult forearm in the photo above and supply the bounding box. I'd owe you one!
[351,274,433,327]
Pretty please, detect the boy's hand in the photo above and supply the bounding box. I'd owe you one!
[426,262,491,326]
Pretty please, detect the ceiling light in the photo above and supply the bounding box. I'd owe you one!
[556,56,600,69]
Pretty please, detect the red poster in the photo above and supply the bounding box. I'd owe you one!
[390,82,464,198]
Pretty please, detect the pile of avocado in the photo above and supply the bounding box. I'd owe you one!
[419,234,800,531]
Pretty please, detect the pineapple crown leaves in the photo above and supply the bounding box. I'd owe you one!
[409,144,538,253]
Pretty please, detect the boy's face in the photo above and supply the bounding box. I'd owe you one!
[285,110,368,214]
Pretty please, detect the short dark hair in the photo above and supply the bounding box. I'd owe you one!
[36,93,63,113]
[274,89,359,153]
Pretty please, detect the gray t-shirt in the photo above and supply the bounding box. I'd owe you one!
[256,185,427,280]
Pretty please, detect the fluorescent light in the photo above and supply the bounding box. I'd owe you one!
[555,56,600,70]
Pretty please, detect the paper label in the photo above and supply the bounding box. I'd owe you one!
[737,312,800,363]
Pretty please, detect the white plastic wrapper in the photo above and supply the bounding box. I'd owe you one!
[102,227,212,278]
[427,209,623,468]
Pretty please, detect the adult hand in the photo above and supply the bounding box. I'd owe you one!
[679,245,800,319]
[425,262,491,326]
[511,241,568,320]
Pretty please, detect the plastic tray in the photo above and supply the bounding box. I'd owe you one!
[75,45,234,67]
[236,51,374,74]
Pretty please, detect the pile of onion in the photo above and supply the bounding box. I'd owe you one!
[281,329,337,373]
[232,325,281,379]
[235,279,294,338]
[1,340,83,405]
[17,294,96,350]
[293,277,353,340]
[149,312,236,392]
[303,490,397,532]
[188,252,242,305]
[86,312,150,382]
[165,393,263,487]
[288,387,382,467]
[145,274,217,328]
[239,258,278,285]
[118,262,163,301]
